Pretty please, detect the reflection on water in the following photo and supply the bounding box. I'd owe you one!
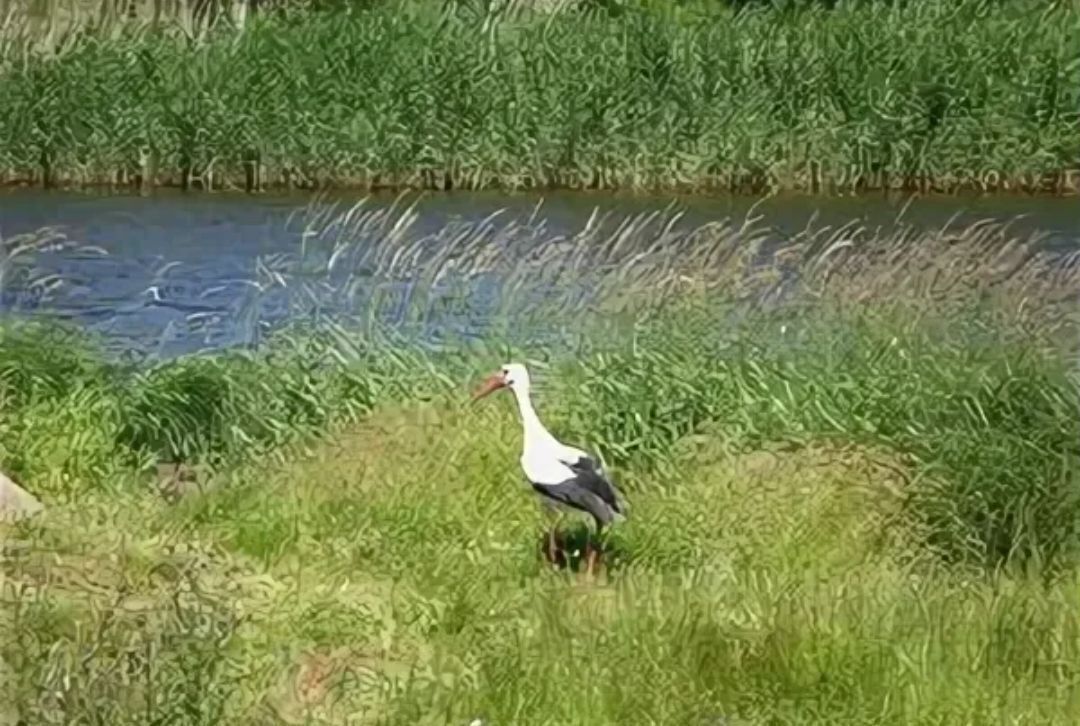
[0,189,1076,359]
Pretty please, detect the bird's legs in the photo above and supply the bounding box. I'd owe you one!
[546,509,564,567]
[583,520,604,577]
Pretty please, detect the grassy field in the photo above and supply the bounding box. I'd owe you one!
[0,0,1078,194]
[2,204,1080,723]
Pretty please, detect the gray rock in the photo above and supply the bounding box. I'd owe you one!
[0,470,43,523]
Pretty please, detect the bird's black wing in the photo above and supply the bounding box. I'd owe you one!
[566,454,602,474]
[532,479,617,525]
[563,455,623,515]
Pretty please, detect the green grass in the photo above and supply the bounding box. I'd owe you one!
[2,203,1079,723]
[1,0,1078,193]
[5,402,1080,723]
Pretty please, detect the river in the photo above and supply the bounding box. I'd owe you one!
[0,189,1076,359]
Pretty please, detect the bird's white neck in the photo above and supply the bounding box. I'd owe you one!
[510,383,558,452]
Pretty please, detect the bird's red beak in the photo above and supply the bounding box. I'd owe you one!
[471,371,507,402]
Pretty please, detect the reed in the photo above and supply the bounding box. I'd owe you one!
[1,0,1077,193]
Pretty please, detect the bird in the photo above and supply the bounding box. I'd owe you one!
[471,362,626,576]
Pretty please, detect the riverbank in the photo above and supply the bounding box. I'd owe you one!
[1,0,1078,196]
[2,208,1079,721]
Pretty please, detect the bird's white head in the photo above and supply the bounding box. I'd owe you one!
[471,362,530,401]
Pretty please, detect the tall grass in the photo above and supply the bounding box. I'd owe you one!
[1,200,1079,722]
[1,0,1078,193]
[2,198,1078,559]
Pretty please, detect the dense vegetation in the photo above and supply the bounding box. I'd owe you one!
[1,0,1078,193]
[3,203,1079,722]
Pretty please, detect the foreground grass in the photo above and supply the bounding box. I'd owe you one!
[1,0,1078,193]
[5,400,1080,724]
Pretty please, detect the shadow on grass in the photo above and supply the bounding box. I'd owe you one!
[535,522,632,575]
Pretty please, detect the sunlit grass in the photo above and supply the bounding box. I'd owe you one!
[1,0,1078,193]
[1,200,1079,722]
[5,401,1080,723]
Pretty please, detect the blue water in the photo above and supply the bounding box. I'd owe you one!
[0,189,1076,359]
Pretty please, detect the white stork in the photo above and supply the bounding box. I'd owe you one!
[471,362,626,575]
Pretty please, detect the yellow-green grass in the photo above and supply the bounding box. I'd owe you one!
[1,0,1078,194]
[4,400,1080,724]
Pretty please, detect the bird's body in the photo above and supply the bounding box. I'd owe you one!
[473,363,625,574]
[522,445,622,527]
